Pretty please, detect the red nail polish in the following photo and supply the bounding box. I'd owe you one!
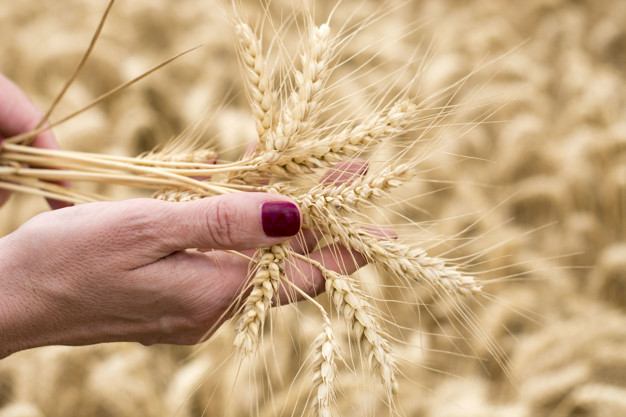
[47,198,74,210]
[261,202,301,237]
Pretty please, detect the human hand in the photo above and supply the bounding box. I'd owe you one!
[0,192,366,358]
[0,73,70,209]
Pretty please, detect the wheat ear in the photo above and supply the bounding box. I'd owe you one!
[266,22,334,154]
[233,244,285,355]
[235,21,277,146]
[272,263,339,417]
[288,100,418,172]
[311,314,338,417]
[248,99,417,177]
[317,100,418,159]
[324,269,398,397]
[299,162,412,213]
[297,199,481,296]
[373,237,482,295]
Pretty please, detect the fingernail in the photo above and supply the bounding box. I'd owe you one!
[47,198,74,210]
[261,201,301,237]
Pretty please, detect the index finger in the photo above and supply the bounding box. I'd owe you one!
[0,74,48,140]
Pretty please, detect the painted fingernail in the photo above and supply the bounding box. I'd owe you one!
[261,201,301,237]
[47,198,74,210]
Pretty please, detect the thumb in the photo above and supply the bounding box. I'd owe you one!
[157,193,301,252]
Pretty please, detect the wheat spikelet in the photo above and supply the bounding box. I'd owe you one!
[233,244,285,355]
[324,269,398,397]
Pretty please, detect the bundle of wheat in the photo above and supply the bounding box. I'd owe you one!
[0,1,493,415]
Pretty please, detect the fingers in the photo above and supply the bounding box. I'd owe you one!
[139,240,368,325]
[0,74,42,139]
[0,74,58,150]
[320,158,368,187]
[244,140,257,157]
[156,193,302,253]
[278,242,368,304]
[281,158,369,254]
[0,73,71,210]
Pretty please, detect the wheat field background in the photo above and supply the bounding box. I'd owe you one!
[1,0,625,416]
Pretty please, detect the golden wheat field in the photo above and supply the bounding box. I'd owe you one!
[1,0,625,416]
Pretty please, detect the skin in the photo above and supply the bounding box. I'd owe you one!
[0,74,369,359]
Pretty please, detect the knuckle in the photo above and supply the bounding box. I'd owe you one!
[204,198,238,247]
[112,201,162,245]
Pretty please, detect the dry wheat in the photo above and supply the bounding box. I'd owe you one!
[311,314,338,417]
[233,244,285,355]
[235,21,277,146]
[323,269,398,397]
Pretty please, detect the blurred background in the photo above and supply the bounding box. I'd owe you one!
[1,0,625,416]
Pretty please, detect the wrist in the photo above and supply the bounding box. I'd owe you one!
[0,234,24,358]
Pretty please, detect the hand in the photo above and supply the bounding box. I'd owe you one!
[0,73,70,209]
[0,193,367,358]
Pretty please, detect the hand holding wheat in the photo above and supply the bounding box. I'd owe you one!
[0,190,373,359]
[0,3,487,414]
